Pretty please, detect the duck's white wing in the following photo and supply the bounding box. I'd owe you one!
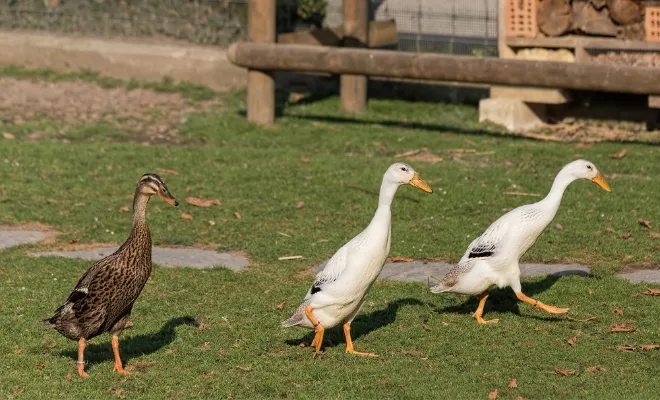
[305,242,350,299]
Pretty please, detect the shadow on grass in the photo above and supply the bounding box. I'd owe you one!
[285,298,424,350]
[434,274,584,322]
[60,316,198,369]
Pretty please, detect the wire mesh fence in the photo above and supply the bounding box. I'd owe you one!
[0,0,498,56]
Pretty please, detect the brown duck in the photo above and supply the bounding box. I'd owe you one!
[43,173,178,377]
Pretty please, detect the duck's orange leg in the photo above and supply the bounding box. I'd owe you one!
[304,305,324,355]
[77,337,88,378]
[343,321,377,357]
[111,336,130,375]
[472,291,499,324]
[516,292,569,314]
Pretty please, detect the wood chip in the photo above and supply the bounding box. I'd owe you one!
[567,336,577,345]
[185,197,221,207]
[296,201,305,209]
[180,212,193,220]
[644,288,660,296]
[389,256,414,263]
[233,211,242,220]
[609,148,627,159]
[278,255,303,261]
[503,192,541,197]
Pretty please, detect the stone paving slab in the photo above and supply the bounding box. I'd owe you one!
[314,260,592,283]
[32,247,248,271]
[0,231,46,249]
[617,270,660,284]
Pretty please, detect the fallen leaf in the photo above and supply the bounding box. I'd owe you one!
[64,372,72,382]
[185,197,221,208]
[2,132,16,140]
[422,324,432,332]
[233,211,242,220]
[201,342,210,351]
[587,289,593,295]
[644,288,660,296]
[568,336,577,345]
[613,307,623,316]
[158,168,179,175]
[181,212,193,220]
[74,202,85,207]
[488,389,499,399]
[301,157,311,163]
[296,201,305,209]
[555,223,563,231]
[616,345,636,352]
[36,363,46,369]
[263,289,271,294]
[508,378,518,388]
[274,301,286,310]
[639,344,660,350]
[299,343,306,348]
[586,365,607,374]
[119,206,130,212]
[237,366,252,373]
[638,219,652,229]
[649,232,660,239]
[609,323,636,333]
[389,256,414,263]
[46,199,58,204]
[619,231,632,240]
[197,321,211,332]
[553,369,576,376]
[609,148,627,159]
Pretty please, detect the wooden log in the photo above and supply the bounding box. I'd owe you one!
[572,1,617,36]
[538,0,573,37]
[341,0,368,113]
[247,0,275,126]
[277,19,397,48]
[607,0,642,25]
[227,42,660,95]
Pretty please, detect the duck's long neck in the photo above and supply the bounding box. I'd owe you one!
[538,169,576,219]
[128,191,152,246]
[374,179,399,218]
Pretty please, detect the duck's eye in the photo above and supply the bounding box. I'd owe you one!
[587,165,593,170]
[400,167,407,172]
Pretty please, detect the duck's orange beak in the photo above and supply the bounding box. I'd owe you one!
[591,173,611,192]
[409,173,433,193]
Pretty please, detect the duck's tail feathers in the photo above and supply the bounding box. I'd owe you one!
[281,311,304,328]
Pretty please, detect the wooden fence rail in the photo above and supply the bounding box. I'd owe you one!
[228,42,660,96]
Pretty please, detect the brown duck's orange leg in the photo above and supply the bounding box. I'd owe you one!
[472,291,499,325]
[304,305,324,355]
[111,336,130,375]
[343,322,377,357]
[516,292,569,314]
[77,337,88,378]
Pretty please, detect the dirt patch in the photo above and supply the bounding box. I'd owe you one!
[0,77,221,144]
[620,262,660,274]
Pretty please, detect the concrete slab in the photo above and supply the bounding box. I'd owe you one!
[313,260,591,283]
[616,270,660,284]
[0,231,46,249]
[479,97,547,132]
[32,246,248,271]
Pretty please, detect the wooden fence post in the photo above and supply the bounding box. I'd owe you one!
[247,0,276,125]
[341,0,368,113]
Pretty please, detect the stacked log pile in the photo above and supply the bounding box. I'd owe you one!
[536,0,657,39]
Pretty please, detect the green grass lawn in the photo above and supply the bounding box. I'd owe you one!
[1,74,659,398]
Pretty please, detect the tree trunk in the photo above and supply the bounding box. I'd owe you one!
[572,1,618,36]
[538,0,573,36]
[607,0,642,25]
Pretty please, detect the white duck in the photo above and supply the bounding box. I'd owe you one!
[282,163,432,356]
[430,159,610,324]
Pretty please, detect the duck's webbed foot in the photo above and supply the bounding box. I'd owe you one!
[516,292,569,314]
[472,291,499,324]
